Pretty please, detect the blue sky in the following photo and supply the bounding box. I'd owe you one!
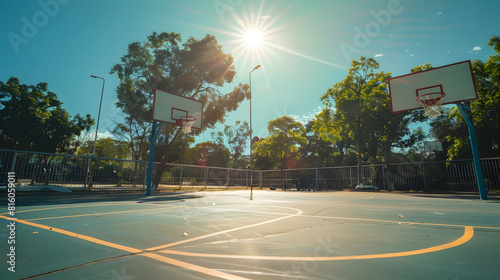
[2,0,499,149]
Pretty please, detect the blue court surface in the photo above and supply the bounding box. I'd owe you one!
[1,190,499,280]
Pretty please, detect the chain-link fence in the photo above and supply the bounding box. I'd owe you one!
[261,158,500,192]
[0,149,257,192]
[1,149,498,192]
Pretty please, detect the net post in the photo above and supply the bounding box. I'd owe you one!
[456,103,488,200]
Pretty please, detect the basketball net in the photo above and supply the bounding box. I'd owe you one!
[180,116,197,133]
[416,92,446,118]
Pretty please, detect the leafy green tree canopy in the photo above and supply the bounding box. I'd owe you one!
[0,77,93,152]
[110,32,249,187]
[211,121,250,168]
[183,141,230,167]
[431,35,500,159]
[110,32,248,128]
[111,112,151,161]
[254,116,306,170]
[316,57,424,187]
[77,138,129,159]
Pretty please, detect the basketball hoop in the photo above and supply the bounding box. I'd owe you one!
[416,92,446,118]
[179,116,197,133]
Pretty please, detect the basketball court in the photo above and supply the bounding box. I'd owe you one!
[2,61,497,279]
[1,190,499,279]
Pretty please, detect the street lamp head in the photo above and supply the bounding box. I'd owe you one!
[253,65,261,71]
[91,75,104,79]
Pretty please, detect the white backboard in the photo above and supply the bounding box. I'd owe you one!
[388,60,478,113]
[424,141,443,152]
[152,89,203,130]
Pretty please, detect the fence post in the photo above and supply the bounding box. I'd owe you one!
[180,166,183,189]
[381,165,386,190]
[84,157,91,191]
[227,168,230,189]
[285,170,288,190]
[143,162,148,190]
[349,167,353,189]
[315,169,318,190]
[204,167,208,190]
[10,152,17,173]
[422,163,429,192]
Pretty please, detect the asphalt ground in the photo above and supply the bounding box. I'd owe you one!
[1,190,499,280]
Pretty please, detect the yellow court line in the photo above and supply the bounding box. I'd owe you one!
[142,253,251,280]
[0,202,163,215]
[0,214,248,279]
[1,204,101,215]
[159,226,474,261]
[0,205,481,280]
[0,215,142,253]
[314,215,500,231]
[24,206,184,221]
[8,205,499,231]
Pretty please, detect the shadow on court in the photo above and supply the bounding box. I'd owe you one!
[403,191,500,202]
[0,191,203,207]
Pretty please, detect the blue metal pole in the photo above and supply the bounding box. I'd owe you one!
[146,122,163,196]
[456,103,488,200]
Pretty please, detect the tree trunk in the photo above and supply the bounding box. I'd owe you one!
[384,146,394,191]
[152,124,171,191]
[133,161,138,187]
[152,155,169,191]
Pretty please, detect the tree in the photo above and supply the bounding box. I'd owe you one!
[253,116,306,188]
[77,138,129,159]
[429,36,500,160]
[0,77,93,152]
[111,111,151,161]
[0,77,94,185]
[211,121,250,168]
[319,57,382,186]
[183,141,230,167]
[110,32,249,189]
[300,113,346,168]
[109,112,151,186]
[318,57,423,189]
[309,108,355,167]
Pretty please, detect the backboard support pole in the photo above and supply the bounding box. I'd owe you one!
[146,122,163,196]
[456,103,488,200]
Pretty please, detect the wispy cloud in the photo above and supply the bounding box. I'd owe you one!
[472,46,481,51]
[289,106,324,124]
[374,54,383,57]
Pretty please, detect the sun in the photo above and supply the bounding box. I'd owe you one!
[244,29,264,49]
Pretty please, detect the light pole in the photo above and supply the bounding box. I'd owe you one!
[249,65,261,200]
[84,75,105,190]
